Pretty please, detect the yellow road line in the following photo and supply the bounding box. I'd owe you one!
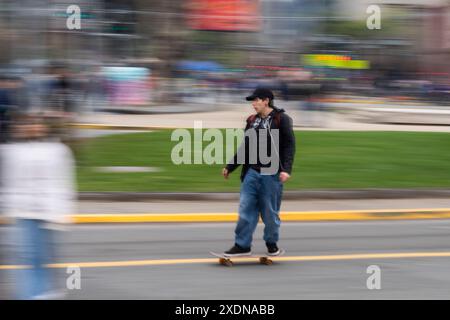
[2,251,450,270]
[71,208,450,224]
[72,213,238,223]
[0,265,28,270]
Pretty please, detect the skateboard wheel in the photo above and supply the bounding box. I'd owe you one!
[259,257,273,265]
[219,258,233,267]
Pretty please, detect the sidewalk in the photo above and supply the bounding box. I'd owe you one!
[71,198,450,223]
[73,101,450,132]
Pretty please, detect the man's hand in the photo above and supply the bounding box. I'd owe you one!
[279,171,290,183]
[222,168,230,179]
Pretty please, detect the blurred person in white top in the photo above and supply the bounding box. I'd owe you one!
[1,113,75,299]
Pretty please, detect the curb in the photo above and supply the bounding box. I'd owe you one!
[78,189,450,201]
[71,208,450,224]
[2,208,450,225]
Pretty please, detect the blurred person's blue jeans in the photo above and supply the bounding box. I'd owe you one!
[13,219,57,300]
[235,168,283,249]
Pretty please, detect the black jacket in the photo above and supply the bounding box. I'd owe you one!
[226,107,296,181]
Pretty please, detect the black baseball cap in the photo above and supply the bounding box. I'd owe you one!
[245,87,274,101]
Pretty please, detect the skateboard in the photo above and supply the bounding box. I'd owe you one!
[210,249,285,267]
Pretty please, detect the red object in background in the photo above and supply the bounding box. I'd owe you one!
[187,0,260,32]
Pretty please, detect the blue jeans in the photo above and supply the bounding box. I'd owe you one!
[13,219,57,299]
[235,168,283,249]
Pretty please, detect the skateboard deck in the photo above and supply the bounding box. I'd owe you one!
[210,249,285,266]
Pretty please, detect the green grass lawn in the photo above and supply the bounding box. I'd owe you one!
[74,130,450,192]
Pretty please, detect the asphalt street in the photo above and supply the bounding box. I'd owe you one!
[2,219,450,299]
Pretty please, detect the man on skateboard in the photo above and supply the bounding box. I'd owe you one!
[222,88,296,257]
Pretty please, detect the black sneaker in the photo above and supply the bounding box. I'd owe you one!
[224,244,251,257]
[266,243,281,256]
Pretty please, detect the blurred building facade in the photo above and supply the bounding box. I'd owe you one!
[0,0,449,106]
